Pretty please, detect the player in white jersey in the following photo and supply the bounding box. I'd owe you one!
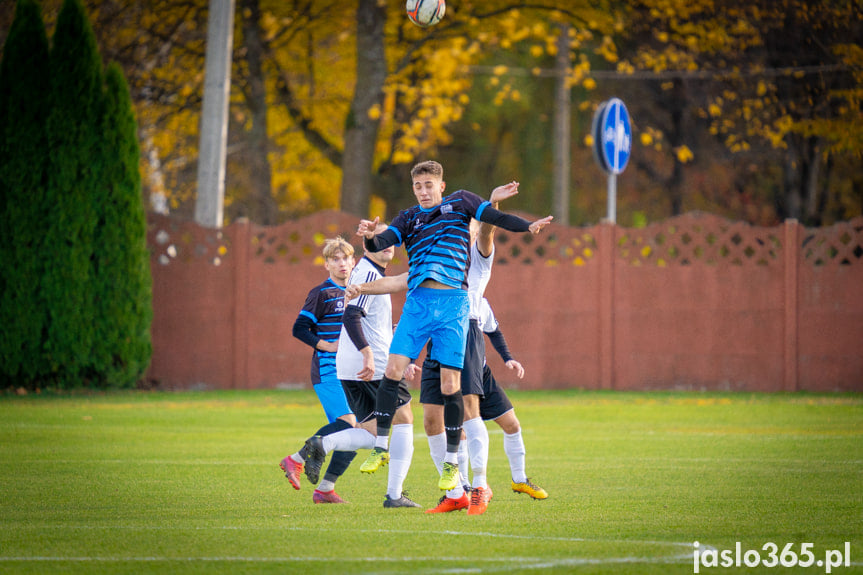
[477,297,548,500]
[350,274,550,505]
[419,217,496,514]
[302,224,420,509]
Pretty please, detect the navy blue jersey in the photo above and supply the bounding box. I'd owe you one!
[388,190,490,291]
[294,278,346,385]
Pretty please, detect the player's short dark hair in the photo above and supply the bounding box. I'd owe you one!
[411,160,443,180]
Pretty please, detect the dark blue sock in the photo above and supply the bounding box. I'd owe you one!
[374,376,401,439]
[443,390,464,454]
[315,418,352,437]
[323,450,357,482]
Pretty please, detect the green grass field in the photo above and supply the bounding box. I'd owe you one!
[0,389,861,574]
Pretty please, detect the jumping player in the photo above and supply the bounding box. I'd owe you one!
[476,297,548,500]
[356,160,552,493]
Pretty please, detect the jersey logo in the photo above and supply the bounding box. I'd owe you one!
[441,204,453,215]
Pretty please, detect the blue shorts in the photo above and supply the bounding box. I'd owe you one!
[313,379,353,423]
[390,287,469,370]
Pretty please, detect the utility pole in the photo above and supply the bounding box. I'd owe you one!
[552,23,571,226]
[194,0,236,228]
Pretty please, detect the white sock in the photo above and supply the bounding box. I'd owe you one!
[457,439,470,487]
[290,453,304,464]
[447,483,465,499]
[433,435,464,499]
[322,427,374,453]
[317,479,335,492]
[427,432,446,474]
[375,434,389,450]
[387,424,413,499]
[503,430,527,483]
[463,417,489,489]
[444,450,459,465]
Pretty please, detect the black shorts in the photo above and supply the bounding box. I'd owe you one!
[420,319,485,405]
[479,365,514,421]
[341,379,412,423]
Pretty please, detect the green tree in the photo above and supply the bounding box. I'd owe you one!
[90,62,153,387]
[42,0,104,385]
[0,0,52,386]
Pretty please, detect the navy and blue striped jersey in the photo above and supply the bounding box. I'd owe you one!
[294,278,346,385]
[388,190,490,291]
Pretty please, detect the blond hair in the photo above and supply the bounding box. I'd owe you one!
[322,236,354,259]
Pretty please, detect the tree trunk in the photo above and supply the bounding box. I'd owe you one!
[240,0,277,225]
[668,78,688,216]
[339,0,386,217]
[804,137,821,225]
[782,135,803,220]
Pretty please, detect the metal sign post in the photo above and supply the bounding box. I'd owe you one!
[591,98,632,224]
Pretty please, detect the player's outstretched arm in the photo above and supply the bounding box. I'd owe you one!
[477,181,519,257]
[477,201,553,236]
[528,215,554,235]
[345,272,409,302]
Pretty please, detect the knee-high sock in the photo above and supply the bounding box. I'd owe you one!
[463,417,489,489]
[322,450,356,485]
[428,431,463,499]
[374,377,401,447]
[386,424,414,499]
[442,391,463,463]
[427,432,446,474]
[503,430,527,483]
[322,427,375,453]
[457,435,470,486]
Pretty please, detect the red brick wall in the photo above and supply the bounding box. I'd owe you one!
[146,212,863,392]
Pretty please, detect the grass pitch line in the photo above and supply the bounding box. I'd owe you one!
[11,523,696,548]
[290,525,697,548]
[0,554,694,566]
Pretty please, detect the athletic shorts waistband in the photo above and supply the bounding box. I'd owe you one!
[411,286,468,298]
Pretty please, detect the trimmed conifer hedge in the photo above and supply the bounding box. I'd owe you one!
[0,0,152,389]
[0,0,52,387]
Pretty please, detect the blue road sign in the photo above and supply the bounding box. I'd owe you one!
[593,98,632,175]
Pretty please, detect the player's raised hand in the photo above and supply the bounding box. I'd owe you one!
[528,215,554,235]
[357,217,380,239]
[490,181,519,204]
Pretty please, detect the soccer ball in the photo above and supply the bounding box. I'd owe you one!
[406,0,445,28]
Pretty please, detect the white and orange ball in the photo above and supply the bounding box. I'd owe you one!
[406,0,445,28]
